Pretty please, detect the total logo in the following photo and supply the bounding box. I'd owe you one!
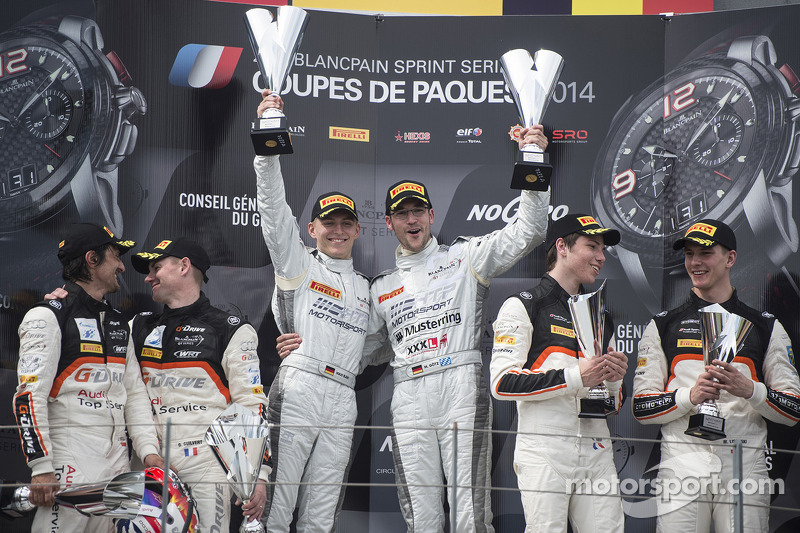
[455,127,482,144]
[395,131,431,144]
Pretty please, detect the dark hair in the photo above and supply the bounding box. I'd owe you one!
[545,232,580,271]
[62,244,114,283]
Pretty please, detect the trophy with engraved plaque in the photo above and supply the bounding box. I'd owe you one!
[205,403,271,533]
[245,6,309,155]
[568,280,610,418]
[500,48,563,190]
[685,304,753,441]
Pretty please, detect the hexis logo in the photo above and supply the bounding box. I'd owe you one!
[169,44,243,89]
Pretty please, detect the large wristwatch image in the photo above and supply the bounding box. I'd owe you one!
[591,35,800,313]
[0,15,146,235]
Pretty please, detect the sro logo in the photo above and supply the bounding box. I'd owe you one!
[552,129,588,141]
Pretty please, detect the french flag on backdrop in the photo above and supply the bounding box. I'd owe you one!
[169,44,243,89]
[184,447,199,457]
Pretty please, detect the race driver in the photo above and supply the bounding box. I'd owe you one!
[129,237,270,531]
[252,90,380,532]
[489,214,627,532]
[633,219,800,532]
[361,125,550,532]
[13,222,163,533]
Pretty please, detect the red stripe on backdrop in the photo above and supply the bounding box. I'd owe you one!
[643,0,713,14]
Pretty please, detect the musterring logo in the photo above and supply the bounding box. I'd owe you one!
[565,452,784,519]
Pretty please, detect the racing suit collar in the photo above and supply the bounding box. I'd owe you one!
[542,272,587,300]
[688,288,740,311]
[66,280,112,313]
[395,236,439,269]
[312,249,354,273]
[160,292,210,320]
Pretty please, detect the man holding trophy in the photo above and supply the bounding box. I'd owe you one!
[633,220,800,531]
[489,214,627,532]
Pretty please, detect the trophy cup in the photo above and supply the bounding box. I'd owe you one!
[568,280,610,418]
[500,48,564,191]
[685,304,754,440]
[245,6,309,155]
[205,403,271,533]
[0,483,34,519]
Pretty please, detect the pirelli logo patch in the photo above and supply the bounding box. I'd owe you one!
[637,358,647,368]
[142,347,162,359]
[20,375,37,383]
[685,223,716,237]
[81,343,103,354]
[320,195,354,210]
[156,240,172,250]
[494,335,515,345]
[252,386,264,395]
[329,126,369,142]
[390,182,425,199]
[578,216,598,226]
[678,339,702,348]
[310,281,341,299]
[551,325,575,338]
[378,287,404,303]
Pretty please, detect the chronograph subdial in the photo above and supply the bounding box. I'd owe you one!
[22,88,73,140]
[689,112,744,167]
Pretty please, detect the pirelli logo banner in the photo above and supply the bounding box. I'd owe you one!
[494,335,515,345]
[320,195,355,210]
[310,281,342,299]
[142,347,163,359]
[677,339,702,349]
[685,223,716,237]
[81,343,103,354]
[390,182,425,199]
[378,287,404,303]
[551,325,575,338]
[329,126,369,142]
[577,216,598,226]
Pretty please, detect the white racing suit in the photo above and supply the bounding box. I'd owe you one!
[365,186,549,532]
[489,274,625,533]
[255,155,374,532]
[130,295,269,533]
[633,291,800,533]
[13,283,160,533]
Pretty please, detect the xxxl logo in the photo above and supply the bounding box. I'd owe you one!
[406,333,449,356]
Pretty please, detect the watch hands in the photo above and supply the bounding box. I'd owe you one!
[640,145,678,197]
[14,66,63,121]
[685,89,733,149]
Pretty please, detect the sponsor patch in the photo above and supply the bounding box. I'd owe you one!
[788,346,795,366]
[494,335,515,345]
[48,300,62,310]
[320,194,355,210]
[19,356,42,374]
[550,325,575,338]
[156,240,172,250]
[252,386,263,395]
[329,126,369,142]
[685,222,716,237]
[142,347,162,359]
[20,375,37,383]
[390,182,426,199]
[75,318,100,341]
[677,339,702,348]
[144,325,166,348]
[228,316,241,326]
[637,358,647,368]
[577,216,598,226]
[379,287,404,303]
[309,281,341,299]
[80,343,103,354]
[519,291,532,300]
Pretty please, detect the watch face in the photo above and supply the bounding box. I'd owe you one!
[0,31,94,232]
[592,56,789,262]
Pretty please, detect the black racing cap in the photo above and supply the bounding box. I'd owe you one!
[131,237,211,282]
[672,219,736,251]
[385,180,433,213]
[310,191,358,221]
[545,214,621,251]
[57,223,135,265]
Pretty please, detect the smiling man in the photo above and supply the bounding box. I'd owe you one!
[252,90,377,532]
[633,219,800,532]
[129,237,270,531]
[489,213,627,533]
[362,124,549,532]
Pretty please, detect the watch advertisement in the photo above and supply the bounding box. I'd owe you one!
[2,1,800,532]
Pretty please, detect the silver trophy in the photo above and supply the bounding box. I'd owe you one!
[685,304,754,441]
[205,403,271,533]
[500,48,563,191]
[55,470,152,517]
[568,280,610,418]
[245,6,309,155]
[0,484,34,519]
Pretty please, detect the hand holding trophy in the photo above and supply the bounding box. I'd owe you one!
[685,304,754,440]
[205,403,271,533]
[500,48,563,190]
[245,6,309,155]
[568,280,611,418]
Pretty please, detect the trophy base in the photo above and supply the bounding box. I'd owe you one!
[685,413,726,441]
[251,116,293,155]
[578,398,608,419]
[510,152,552,191]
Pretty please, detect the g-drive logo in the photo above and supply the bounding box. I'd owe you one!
[169,44,242,89]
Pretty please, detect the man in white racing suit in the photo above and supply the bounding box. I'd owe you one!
[489,214,627,533]
[13,222,162,533]
[633,219,800,532]
[252,91,378,532]
[363,126,550,532]
[129,237,270,532]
